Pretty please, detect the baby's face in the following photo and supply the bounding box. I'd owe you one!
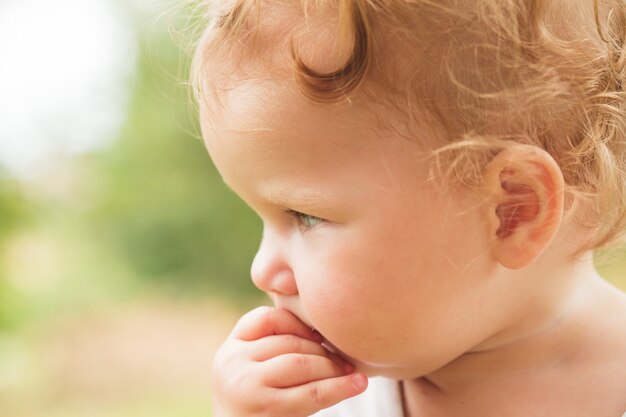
[200,79,504,379]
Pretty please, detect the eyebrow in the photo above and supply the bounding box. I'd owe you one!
[257,182,334,210]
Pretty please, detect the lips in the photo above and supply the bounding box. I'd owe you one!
[272,296,334,347]
[271,295,315,329]
[270,295,381,375]
[320,337,341,355]
[272,295,350,356]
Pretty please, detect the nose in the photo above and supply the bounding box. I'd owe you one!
[250,231,298,296]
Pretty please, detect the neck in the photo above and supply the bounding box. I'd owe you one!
[403,251,626,414]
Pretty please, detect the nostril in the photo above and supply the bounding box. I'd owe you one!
[271,270,298,295]
[250,262,298,295]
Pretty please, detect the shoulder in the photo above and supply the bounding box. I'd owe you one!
[311,377,403,417]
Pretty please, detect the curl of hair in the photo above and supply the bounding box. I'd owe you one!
[289,0,372,103]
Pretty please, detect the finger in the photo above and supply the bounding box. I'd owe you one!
[274,373,368,416]
[232,306,322,342]
[249,334,329,361]
[260,353,347,388]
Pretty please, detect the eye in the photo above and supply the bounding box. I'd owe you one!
[287,210,324,230]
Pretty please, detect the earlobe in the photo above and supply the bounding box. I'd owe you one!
[482,145,565,269]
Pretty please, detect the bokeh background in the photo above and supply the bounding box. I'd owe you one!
[0,1,624,416]
[0,1,263,416]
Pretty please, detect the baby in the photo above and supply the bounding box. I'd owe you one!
[190,0,626,416]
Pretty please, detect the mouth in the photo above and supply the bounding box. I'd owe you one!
[319,336,341,355]
[271,295,313,326]
[272,296,339,350]
[269,297,382,377]
[271,295,350,359]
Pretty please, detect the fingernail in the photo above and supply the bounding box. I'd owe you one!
[351,373,367,390]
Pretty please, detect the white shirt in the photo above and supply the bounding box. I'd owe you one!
[311,377,404,417]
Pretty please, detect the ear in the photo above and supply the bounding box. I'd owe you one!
[481,144,565,269]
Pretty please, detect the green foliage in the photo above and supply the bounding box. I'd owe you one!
[88,30,262,303]
[0,173,28,240]
[0,173,29,329]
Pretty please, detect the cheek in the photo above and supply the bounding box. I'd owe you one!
[295,235,418,362]
[295,205,495,368]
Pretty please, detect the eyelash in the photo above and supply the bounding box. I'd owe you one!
[286,209,324,230]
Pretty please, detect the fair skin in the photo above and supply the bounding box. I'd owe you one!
[201,77,626,417]
[199,5,626,414]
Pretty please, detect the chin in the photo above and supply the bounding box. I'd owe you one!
[351,361,414,379]
[352,361,388,377]
[321,337,408,379]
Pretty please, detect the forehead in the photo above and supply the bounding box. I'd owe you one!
[198,78,437,205]
[210,79,371,142]
[202,79,381,175]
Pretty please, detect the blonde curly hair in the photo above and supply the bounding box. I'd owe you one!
[191,0,626,251]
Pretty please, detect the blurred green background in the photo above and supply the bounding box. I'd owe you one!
[0,1,624,416]
[0,1,262,416]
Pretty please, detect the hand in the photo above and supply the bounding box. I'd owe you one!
[211,306,368,417]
